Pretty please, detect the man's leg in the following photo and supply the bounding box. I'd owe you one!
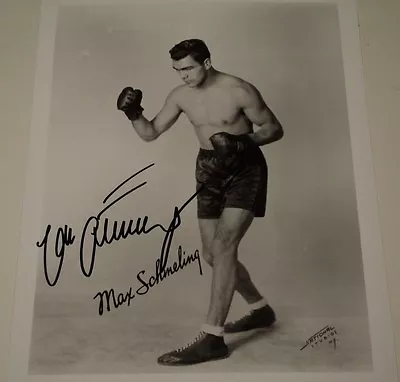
[198,217,275,334]
[219,149,276,333]
[198,218,263,304]
[199,219,276,333]
[157,208,256,366]
[204,207,254,327]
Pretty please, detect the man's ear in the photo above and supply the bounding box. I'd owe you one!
[204,58,212,70]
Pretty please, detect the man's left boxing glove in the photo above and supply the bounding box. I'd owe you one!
[209,132,254,157]
[117,87,144,121]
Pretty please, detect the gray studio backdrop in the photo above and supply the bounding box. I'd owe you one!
[30,2,371,373]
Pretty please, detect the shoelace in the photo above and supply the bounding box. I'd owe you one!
[176,332,206,353]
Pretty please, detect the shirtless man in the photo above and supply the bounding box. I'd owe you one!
[117,39,284,366]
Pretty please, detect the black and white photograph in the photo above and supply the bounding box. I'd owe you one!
[7,0,399,381]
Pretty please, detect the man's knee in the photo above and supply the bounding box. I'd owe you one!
[210,230,239,258]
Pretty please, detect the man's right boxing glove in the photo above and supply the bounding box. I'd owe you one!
[209,132,254,157]
[117,87,144,121]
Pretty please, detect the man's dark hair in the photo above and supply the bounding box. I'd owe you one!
[169,39,211,64]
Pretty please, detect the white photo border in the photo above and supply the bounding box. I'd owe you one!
[7,0,399,381]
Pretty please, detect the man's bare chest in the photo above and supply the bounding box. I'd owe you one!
[180,89,242,126]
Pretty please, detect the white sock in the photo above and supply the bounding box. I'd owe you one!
[201,324,224,337]
[248,297,268,311]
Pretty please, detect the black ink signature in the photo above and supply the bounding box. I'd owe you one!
[300,325,338,350]
[93,245,203,315]
[36,163,203,287]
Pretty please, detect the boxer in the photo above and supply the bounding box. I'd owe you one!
[117,39,283,366]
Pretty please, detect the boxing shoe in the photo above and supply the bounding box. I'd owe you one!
[157,331,229,366]
[224,305,276,333]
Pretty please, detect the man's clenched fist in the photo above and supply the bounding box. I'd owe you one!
[117,87,144,121]
[210,132,254,157]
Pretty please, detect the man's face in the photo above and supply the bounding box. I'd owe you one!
[172,55,207,87]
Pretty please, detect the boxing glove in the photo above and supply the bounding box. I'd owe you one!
[209,132,254,157]
[117,87,144,121]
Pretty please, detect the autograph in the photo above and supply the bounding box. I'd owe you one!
[36,163,204,295]
[300,325,338,350]
[94,245,202,315]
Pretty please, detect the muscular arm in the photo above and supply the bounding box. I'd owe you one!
[131,88,182,142]
[238,83,284,145]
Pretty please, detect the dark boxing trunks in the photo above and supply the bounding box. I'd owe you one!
[195,146,268,219]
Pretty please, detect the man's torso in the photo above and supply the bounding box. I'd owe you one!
[176,73,254,149]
